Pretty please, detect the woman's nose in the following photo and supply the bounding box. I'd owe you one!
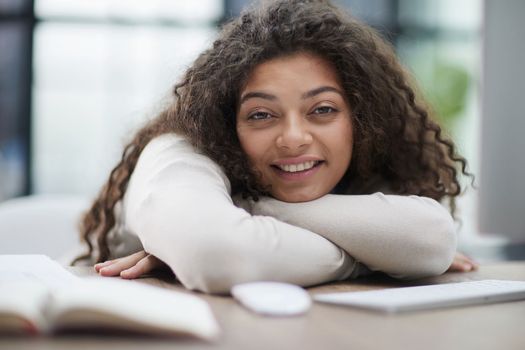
[276,115,313,150]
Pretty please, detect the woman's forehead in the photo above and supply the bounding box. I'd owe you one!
[240,52,343,96]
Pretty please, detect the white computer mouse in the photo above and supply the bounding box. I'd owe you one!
[231,281,312,316]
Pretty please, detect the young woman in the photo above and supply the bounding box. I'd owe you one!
[78,0,476,294]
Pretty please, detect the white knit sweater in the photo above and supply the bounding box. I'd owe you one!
[110,133,456,294]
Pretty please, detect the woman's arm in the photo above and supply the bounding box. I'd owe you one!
[244,194,457,279]
[121,134,356,294]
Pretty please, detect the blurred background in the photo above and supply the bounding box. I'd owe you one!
[1,0,524,260]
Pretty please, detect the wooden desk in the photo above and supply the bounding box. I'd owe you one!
[2,261,524,350]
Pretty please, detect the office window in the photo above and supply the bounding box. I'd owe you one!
[31,0,223,196]
[0,0,33,201]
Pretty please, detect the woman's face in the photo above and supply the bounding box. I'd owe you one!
[236,52,354,202]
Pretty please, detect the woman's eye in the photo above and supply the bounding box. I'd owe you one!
[248,111,272,121]
[313,106,336,115]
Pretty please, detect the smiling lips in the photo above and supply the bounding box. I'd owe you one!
[276,160,321,172]
[271,160,324,180]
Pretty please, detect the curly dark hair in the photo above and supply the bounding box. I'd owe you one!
[75,0,473,264]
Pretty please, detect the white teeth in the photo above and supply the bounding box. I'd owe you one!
[277,161,318,173]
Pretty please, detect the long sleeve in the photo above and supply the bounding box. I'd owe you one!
[121,134,356,294]
[244,194,457,279]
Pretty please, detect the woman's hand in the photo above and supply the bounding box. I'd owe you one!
[447,252,479,272]
[94,250,166,279]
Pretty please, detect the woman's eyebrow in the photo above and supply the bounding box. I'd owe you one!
[302,86,343,99]
[239,91,277,105]
[239,86,342,105]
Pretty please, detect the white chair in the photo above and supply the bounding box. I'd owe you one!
[0,194,90,263]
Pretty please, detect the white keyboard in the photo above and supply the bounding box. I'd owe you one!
[313,280,525,313]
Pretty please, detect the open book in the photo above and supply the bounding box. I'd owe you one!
[0,255,219,339]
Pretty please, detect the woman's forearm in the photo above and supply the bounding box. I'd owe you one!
[247,193,457,279]
[123,134,357,294]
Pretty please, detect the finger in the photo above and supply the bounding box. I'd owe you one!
[119,259,148,279]
[456,253,480,270]
[94,260,116,272]
[460,262,475,272]
[448,258,473,272]
[449,261,475,272]
[120,255,162,279]
[447,261,465,272]
[457,252,479,263]
[463,256,479,270]
[99,251,148,276]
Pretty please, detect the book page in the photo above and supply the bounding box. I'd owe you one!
[0,255,80,289]
[0,279,50,334]
[0,255,81,333]
[48,277,220,340]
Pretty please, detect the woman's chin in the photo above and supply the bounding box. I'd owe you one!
[271,190,326,203]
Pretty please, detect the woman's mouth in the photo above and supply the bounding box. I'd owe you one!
[270,161,324,180]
